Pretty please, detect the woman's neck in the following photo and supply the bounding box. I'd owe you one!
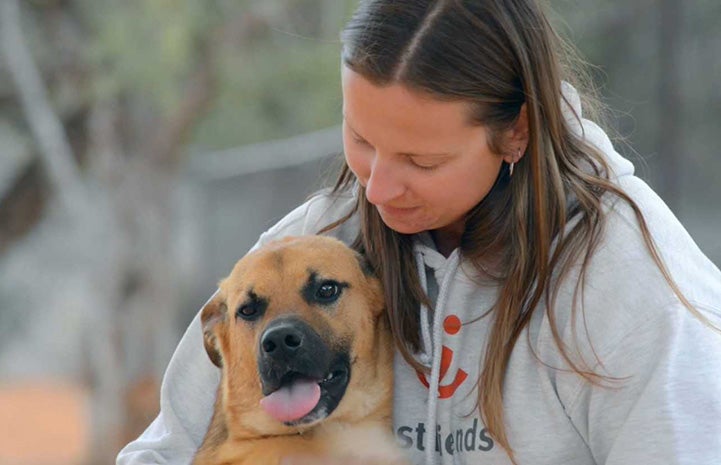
[430,222,464,257]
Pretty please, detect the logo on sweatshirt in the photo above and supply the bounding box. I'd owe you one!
[396,419,494,455]
[416,315,468,399]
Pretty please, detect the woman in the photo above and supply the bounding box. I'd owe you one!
[117,1,721,464]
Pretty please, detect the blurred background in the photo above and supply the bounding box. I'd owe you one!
[0,0,718,464]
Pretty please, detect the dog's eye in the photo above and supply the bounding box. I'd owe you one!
[316,281,341,302]
[237,304,257,318]
[236,295,267,321]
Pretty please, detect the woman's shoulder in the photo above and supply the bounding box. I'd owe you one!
[542,174,721,361]
[600,174,721,302]
[566,112,721,318]
[529,179,721,407]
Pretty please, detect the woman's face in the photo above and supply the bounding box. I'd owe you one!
[341,66,508,240]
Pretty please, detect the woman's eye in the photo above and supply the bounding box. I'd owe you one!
[411,161,439,171]
[406,155,441,171]
[316,281,341,302]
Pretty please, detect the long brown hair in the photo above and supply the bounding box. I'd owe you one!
[320,0,712,460]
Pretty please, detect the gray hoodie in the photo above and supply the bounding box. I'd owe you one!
[117,89,721,465]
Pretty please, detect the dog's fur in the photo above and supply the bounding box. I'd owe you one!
[193,236,403,465]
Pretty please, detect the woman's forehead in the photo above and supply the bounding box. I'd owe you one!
[341,66,480,149]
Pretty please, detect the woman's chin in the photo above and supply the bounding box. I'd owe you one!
[378,215,427,235]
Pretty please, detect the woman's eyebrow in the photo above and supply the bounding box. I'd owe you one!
[343,115,454,158]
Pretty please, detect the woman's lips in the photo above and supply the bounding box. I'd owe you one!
[378,205,420,217]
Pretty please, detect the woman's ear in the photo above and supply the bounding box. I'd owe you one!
[503,103,529,164]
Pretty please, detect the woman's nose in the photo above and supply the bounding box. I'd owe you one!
[364,156,404,206]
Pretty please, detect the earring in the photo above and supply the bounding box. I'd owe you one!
[508,148,521,178]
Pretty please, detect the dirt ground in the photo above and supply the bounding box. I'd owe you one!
[0,377,159,465]
[0,381,90,465]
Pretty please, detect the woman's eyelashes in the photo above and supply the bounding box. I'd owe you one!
[407,156,441,171]
[352,137,441,171]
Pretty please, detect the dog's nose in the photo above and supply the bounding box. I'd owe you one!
[261,322,304,355]
[258,317,335,395]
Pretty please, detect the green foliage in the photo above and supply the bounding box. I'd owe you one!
[192,37,343,148]
[81,0,218,112]
[190,0,356,148]
[74,0,354,148]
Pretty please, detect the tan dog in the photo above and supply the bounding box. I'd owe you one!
[193,236,403,465]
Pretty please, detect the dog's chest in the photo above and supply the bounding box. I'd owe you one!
[319,422,406,462]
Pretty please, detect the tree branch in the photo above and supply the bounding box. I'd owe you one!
[0,0,87,212]
[145,37,217,168]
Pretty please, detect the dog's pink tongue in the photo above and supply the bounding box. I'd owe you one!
[260,379,321,423]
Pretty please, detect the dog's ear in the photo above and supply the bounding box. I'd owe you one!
[354,251,386,317]
[201,293,227,368]
[354,251,376,277]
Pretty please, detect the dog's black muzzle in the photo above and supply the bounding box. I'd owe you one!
[257,316,350,425]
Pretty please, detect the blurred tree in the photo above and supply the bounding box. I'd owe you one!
[551,0,721,217]
[1,0,221,462]
[0,2,357,462]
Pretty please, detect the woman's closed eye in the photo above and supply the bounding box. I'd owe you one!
[407,156,441,171]
[349,131,444,171]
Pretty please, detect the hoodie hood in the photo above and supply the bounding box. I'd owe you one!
[560,81,635,181]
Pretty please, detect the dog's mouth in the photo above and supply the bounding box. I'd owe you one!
[259,355,350,427]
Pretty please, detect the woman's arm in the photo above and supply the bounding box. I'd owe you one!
[567,303,721,465]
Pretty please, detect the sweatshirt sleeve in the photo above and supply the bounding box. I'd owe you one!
[116,191,357,465]
[115,306,219,465]
[565,303,721,465]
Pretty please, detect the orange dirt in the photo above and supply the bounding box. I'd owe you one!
[0,381,90,465]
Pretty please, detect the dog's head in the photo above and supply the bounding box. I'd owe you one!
[201,235,391,436]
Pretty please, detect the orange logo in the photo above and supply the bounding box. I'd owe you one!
[416,315,468,399]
